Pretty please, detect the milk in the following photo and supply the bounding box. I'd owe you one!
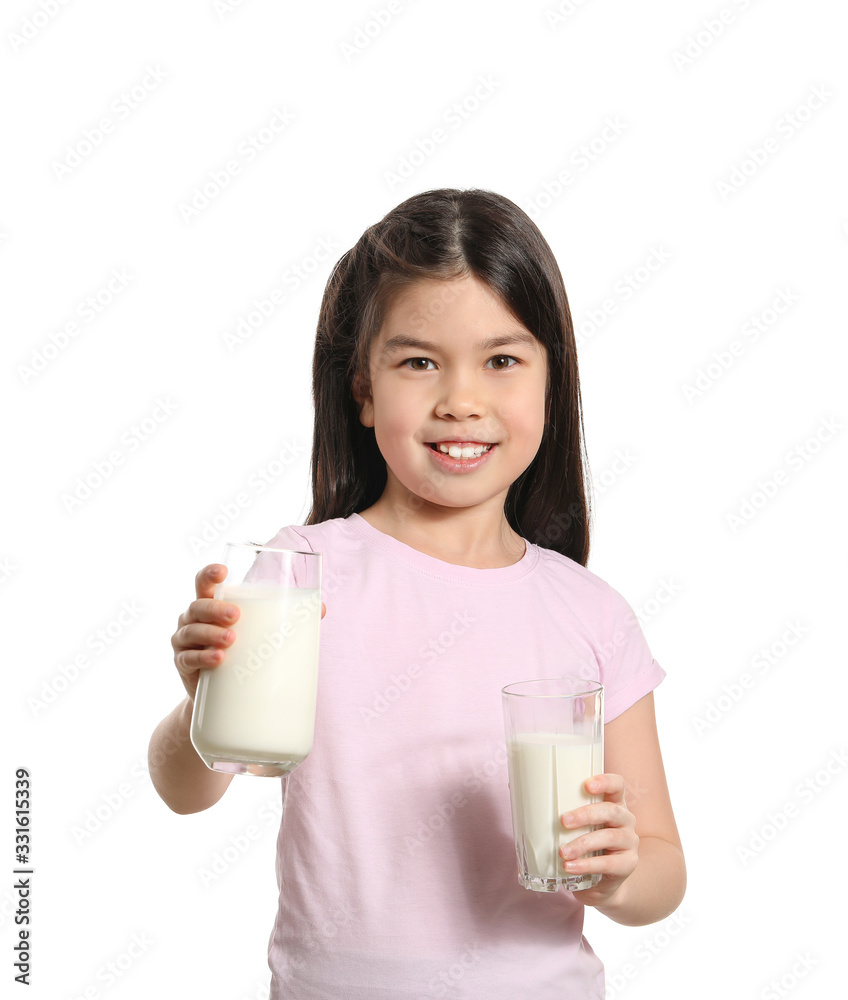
[507,732,603,878]
[190,584,321,770]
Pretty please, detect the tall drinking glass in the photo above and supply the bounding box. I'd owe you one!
[502,678,604,892]
[190,543,322,777]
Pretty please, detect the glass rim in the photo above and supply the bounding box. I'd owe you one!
[225,541,320,559]
[501,677,603,699]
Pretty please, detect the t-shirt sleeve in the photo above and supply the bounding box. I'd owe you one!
[261,524,314,553]
[600,584,666,723]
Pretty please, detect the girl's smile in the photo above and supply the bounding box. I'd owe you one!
[426,440,497,473]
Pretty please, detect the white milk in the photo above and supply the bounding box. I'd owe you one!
[507,732,603,878]
[191,584,321,766]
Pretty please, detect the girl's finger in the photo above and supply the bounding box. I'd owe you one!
[563,852,637,877]
[560,826,637,860]
[195,563,227,600]
[562,801,632,831]
[173,622,236,652]
[584,772,626,800]
[183,598,240,627]
[176,647,228,673]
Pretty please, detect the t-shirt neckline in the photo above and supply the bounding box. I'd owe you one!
[345,512,538,585]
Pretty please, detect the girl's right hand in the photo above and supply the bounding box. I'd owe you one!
[171,564,327,701]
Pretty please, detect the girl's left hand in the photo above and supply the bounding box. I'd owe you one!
[559,773,638,909]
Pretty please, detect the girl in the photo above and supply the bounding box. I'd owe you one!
[150,188,686,998]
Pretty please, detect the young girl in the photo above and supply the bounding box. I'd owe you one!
[150,188,686,998]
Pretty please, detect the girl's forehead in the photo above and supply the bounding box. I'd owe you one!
[377,275,522,335]
[386,275,491,310]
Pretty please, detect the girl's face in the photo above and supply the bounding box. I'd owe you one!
[354,275,548,519]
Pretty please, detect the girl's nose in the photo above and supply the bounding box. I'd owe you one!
[434,373,485,420]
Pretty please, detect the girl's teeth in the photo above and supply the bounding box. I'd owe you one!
[437,443,491,459]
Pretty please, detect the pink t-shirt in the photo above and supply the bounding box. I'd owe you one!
[261,513,665,999]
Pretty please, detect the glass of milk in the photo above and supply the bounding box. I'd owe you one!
[502,678,604,892]
[190,542,322,777]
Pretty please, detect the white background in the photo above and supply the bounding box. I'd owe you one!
[3,0,847,997]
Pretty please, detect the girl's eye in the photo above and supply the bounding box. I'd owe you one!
[401,355,519,371]
[487,355,518,370]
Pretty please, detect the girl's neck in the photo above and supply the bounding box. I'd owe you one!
[356,503,526,569]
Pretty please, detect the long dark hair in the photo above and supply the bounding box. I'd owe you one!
[305,187,592,566]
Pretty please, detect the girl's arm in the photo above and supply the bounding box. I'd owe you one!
[149,696,234,814]
[561,691,686,926]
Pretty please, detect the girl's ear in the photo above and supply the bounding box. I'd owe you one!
[352,371,375,428]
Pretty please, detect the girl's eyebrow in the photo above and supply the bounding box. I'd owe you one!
[380,331,538,356]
